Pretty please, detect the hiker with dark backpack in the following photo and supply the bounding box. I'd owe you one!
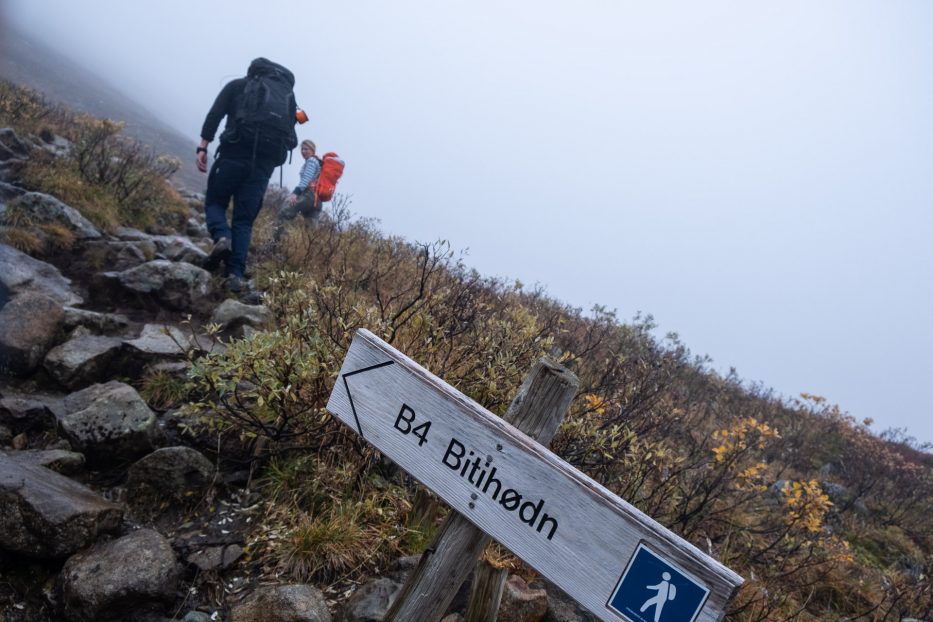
[196,57,301,294]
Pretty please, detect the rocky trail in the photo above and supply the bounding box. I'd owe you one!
[0,127,595,622]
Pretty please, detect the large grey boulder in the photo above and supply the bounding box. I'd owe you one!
[97,260,212,311]
[0,292,65,376]
[61,528,181,622]
[211,298,270,332]
[127,446,214,503]
[6,192,101,239]
[0,242,82,306]
[43,334,123,389]
[229,584,332,622]
[60,381,160,462]
[0,451,122,557]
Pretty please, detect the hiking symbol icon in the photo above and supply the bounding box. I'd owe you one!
[639,571,677,622]
[607,543,710,622]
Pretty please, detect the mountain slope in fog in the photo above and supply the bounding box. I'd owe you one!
[0,27,203,192]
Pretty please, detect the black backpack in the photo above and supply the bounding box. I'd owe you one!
[231,58,299,166]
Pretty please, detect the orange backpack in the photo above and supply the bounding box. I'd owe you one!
[314,153,345,202]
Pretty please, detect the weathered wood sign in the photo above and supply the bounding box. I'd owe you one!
[327,329,743,622]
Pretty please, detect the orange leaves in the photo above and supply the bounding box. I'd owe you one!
[782,480,833,534]
[711,417,780,464]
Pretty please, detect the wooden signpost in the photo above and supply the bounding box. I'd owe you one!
[327,329,743,622]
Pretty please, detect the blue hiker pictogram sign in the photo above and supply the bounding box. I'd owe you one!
[607,543,711,622]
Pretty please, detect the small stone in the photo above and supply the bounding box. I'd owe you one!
[62,307,131,334]
[11,431,27,449]
[127,446,214,503]
[498,574,548,622]
[229,584,331,622]
[186,544,243,571]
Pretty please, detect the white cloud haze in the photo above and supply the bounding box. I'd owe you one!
[4,0,932,443]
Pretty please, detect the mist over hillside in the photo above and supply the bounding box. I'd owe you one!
[0,26,203,192]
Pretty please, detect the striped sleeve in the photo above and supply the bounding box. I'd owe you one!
[294,158,322,194]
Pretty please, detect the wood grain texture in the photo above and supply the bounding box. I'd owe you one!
[465,560,508,622]
[327,329,743,622]
[384,357,577,622]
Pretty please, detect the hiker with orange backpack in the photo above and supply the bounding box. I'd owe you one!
[282,139,323,224]
[279,140,344,227]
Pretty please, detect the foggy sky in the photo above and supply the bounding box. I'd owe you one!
[4,1,932,444]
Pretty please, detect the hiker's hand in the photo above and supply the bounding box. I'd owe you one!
[196,151,208,173]
[287,194,298,206]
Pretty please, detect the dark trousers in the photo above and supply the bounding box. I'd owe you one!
[204,157,271,277]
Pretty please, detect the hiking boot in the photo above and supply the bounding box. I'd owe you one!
[224,275,263,304]
[204,237,231,272]
[224,274,244,294]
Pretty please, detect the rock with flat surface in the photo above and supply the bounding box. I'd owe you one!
[186,543,243,571]
[0,242,82,306]
[123,323,188,358]
[5,448,85,473]
[60,381,160,462]
[151,234,208,265]
[81,239,155,271]
[97,260,211,311]
[211,298,270,332]
[0,451,122,557]
[61,528,181,621]
[44,334,123,389]
[63,307,130,334]
[6,192,101,239]
[0,292,65,376]
[127,446,214,503]
[230,584,332,622]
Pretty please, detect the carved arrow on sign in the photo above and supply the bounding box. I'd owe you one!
[340,359,395,439]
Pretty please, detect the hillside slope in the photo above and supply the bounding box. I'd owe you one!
[0,27,202,192]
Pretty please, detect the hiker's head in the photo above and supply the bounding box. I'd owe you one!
[300,140,316,159]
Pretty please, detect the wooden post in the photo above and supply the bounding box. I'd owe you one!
[383,358,579,622]
[464,559,509,622]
